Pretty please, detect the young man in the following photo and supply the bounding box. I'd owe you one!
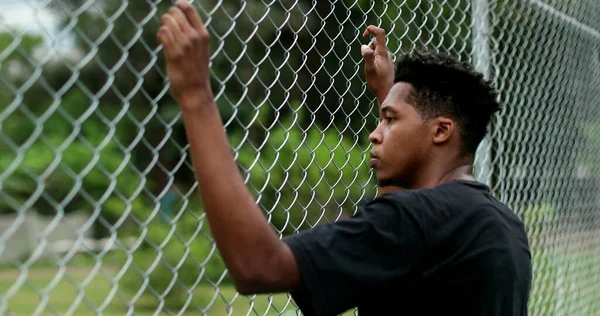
[157,2,532,315]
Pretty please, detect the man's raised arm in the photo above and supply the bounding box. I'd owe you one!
[156,0,300,295]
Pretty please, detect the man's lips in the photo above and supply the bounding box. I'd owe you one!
[370,158,378,167]
[370,153,380,167]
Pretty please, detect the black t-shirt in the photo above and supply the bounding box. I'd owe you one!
[282,180,532,316]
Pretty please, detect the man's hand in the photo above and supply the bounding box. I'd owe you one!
[361,25,395,104]
[157,0,213,108]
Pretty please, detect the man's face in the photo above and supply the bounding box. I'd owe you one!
[369,82,432,188]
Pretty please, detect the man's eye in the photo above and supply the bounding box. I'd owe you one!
[378,117,395,124]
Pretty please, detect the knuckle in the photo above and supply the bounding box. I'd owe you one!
[189,31,201,42]
[171,49,184,60]
[161,14,169,23]
[196,30,210,41]
[180,2,193,11]
[181,39,193,49]
[156,30,165,41]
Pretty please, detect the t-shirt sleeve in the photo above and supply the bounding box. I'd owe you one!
[281,193,428,316]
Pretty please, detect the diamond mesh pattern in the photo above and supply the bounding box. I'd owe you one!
[0,0,598,315]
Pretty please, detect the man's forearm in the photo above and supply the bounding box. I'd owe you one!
[157,2,300,295]
[179,97,284,285]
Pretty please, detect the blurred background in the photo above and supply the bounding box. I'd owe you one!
[0,0,598,315]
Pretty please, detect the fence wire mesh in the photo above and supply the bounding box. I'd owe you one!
[0,0,598,315]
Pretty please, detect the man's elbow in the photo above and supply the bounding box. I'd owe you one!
[233,274,268,295]
[231,244,299,295]
[234,281,254,296]
[231,266,281,295]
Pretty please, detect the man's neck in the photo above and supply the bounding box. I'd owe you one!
[376,158,476,196]
[439,164,476,183]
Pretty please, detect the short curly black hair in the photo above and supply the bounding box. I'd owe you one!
[394,50,501,156]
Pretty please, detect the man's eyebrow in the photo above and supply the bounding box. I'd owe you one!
[380,105,398,115]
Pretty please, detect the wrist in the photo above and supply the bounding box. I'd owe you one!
[178,89,215,111]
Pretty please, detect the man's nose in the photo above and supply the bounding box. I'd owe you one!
[369,124,382,144]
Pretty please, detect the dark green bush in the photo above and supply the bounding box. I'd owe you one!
[230,104,377,235]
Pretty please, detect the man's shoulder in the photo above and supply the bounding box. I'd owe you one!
[372,180,494,209]
[368,180,523,231]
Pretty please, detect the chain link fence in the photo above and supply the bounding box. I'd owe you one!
[0,0,598,315]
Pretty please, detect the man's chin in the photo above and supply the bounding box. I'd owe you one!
[376,175,406,190]
[376,175,393,187]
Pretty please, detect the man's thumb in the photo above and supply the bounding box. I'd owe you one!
[361,45,374,59]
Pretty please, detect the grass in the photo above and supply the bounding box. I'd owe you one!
[0,253,357,316]
[1,248,599,315]
[0,266,305,315]
[528,248,600,315]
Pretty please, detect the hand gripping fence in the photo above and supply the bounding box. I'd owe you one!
[0,0,599,315]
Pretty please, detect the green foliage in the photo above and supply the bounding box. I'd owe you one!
[0,32,44,79]
[0,87,155,218]
[579,122,600,178]
[521,203,557,227]
[232,103,377,235]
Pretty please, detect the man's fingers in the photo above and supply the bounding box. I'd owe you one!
[161,14,184,44]
[157,26,178,58]
[168,6,194,37]
[365,25,386,43]
[363,25,388,51]
[176,0,207,33]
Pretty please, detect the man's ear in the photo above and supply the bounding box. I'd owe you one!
[432,117,454,145]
